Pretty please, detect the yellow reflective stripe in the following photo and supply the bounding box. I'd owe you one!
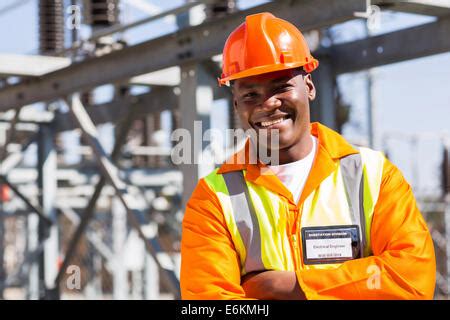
[301,165,353,227]
[222,171,265,273]
[340,153,366,257]
[359,147,385,256]
[203,169,247,271]
[245,178,295,271]
[301,149,385,261]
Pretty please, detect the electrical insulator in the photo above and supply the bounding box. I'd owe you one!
[39,0,65,55]
[205,0,236,19]
[90,0,119,27]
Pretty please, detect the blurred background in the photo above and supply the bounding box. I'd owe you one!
[0,0,449,300]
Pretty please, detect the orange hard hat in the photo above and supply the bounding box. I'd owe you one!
[219,12,319,86]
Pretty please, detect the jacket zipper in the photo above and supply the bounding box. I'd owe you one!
[293,205,303,269]
[291,233,300,269]
[288,202,303,270]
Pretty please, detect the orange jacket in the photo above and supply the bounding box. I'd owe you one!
[180,123,436,299]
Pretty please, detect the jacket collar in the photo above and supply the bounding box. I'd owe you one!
[217,122,359,204]
[218,122,357,173]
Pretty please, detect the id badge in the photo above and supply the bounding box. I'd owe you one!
[301,225,361,265]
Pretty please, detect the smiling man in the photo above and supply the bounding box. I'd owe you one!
[180,12,436,300]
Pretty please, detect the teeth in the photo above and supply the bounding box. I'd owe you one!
[260,117,287,127]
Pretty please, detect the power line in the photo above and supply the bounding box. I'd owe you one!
[0,0,33,17]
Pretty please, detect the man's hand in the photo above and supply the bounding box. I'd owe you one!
[241,270,306,300]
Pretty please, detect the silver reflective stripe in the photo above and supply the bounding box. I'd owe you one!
[222,171,265,272]
[340,153,367,257]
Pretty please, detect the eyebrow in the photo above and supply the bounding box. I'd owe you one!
[271,77,291,85]
[235,83,259,91]
[237,76,292,90]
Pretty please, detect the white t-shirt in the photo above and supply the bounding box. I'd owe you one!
[268,135,317,204]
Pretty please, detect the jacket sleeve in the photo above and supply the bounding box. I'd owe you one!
[296,159,436,299]
[180,178,249,300]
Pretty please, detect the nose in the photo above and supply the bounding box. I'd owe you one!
[260,94,282,111]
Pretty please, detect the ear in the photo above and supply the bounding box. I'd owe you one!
[304,73,316,101]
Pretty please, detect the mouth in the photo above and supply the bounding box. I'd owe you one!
[254,114,293,129]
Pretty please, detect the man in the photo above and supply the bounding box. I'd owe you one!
[180,12,436,299]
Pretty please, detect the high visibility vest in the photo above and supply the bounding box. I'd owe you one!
[203,147,385,275]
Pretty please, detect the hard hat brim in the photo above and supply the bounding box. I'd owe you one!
[218,59,319,87]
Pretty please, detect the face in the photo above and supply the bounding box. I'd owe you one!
[232,68,316,158]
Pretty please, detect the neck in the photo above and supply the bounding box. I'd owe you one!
[256,133,312,166]
[279,134,313,165]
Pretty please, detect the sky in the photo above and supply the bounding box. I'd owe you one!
[0,0,449,198]
[331,12,450,197]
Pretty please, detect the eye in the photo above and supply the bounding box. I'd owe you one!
[242,92,258,100]
[276,84,293,92]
